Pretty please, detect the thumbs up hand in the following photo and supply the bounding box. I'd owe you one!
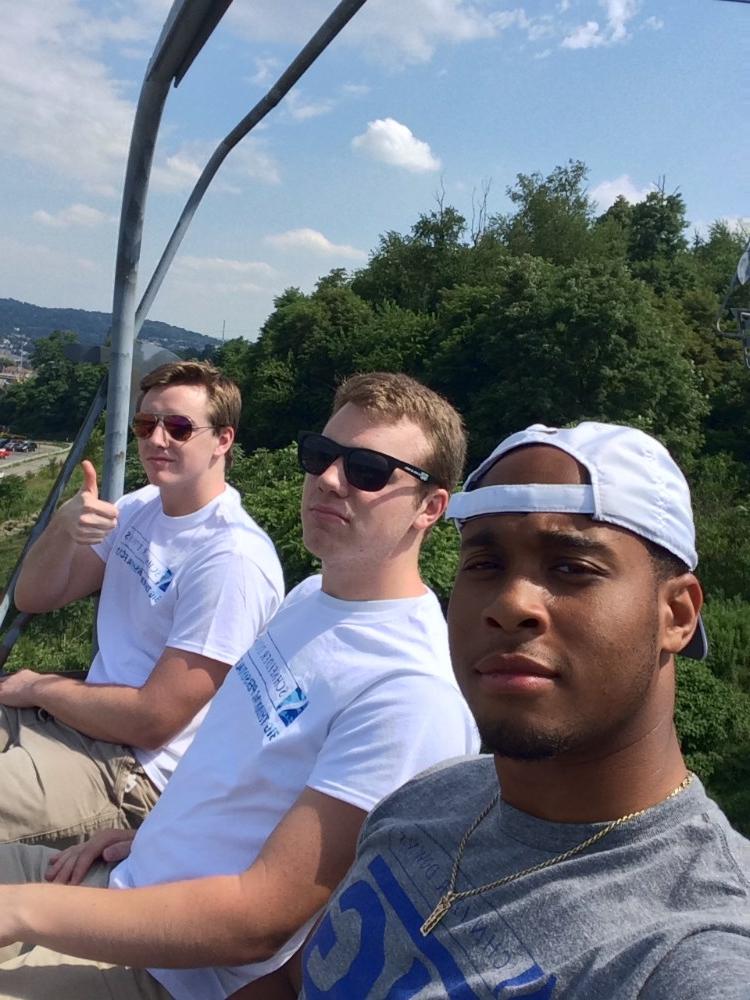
[57,460,119,544]
[81,459,99,499]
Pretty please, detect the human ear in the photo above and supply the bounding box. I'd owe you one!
[214,425,235,457]
[660,574,703,655]
[413,487,449,532]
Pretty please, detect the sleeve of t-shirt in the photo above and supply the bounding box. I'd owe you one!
[639,930,750,999]
[306,673,478,813]
[166,546,282,666]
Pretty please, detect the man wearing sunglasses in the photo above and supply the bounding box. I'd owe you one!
[0,361,284,848]
[0,371,478,1000]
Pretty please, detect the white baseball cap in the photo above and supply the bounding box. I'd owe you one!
[446,421,707,660]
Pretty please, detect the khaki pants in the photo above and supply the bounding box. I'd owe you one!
[0,842,171,999]
[0,708,159,849]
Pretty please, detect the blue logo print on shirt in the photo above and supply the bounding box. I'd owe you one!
[303,855,556,998]
[114,527,174,604]
[235,634,309,742]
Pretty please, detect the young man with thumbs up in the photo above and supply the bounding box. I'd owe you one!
[0,361,284,848]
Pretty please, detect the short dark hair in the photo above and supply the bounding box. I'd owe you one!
[643,538,690,582]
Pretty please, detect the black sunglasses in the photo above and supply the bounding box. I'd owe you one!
[132,412,214,443]
[298,431,435,493]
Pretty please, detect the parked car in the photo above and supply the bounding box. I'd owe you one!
[0,448,12,459]
[14,440,37,452]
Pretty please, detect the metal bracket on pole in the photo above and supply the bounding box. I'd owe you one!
[715,236,750,368]
[725,309,750,368]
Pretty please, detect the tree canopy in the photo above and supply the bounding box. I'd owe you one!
[3,160,750,831]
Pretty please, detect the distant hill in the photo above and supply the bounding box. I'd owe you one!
[0,298,220,355]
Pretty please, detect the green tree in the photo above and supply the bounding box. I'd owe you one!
[701,596,750,693]
[626,184,691,294]
[230,444,317,590]
[489,160,594,265]
[352,204,469,313]
[419,519,460,607]
[675,655,750,834]
[212,336,255,386]
[0,331,104,438]
[628,186,689,263]
[240,284,375,451]
[690,453,750,601]
[427,256,707,466]
[0,475,26,519]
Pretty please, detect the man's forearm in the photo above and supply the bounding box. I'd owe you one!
[5,875,284,969]
[30,675,161,749]
[15,519,80,612]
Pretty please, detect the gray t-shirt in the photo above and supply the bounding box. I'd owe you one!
[300,756,750,998]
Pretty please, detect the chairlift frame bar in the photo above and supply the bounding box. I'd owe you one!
[0,0,369,664]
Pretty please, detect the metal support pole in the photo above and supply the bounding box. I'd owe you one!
[137,0,369,328]
[103,78,170,503]
[102,0,235,503]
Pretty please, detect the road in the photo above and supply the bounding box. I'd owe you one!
[0,444,71,478]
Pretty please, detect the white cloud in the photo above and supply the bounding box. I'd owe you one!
[590,174,655,211]
[228,0,533,68]
[285,90,334,122]
[341,83,370,98]
[231,0,657,67]
[719,217,750,237]
[265,228,367,260]
[0,235,109,312]
[0,0,288,202]
[230,142,281,185]
[168,256,279,313]
[249,56,282,86]
[562,0,641,49]
[562,20,605,49]
[490,9,531,32]
[0,0,137,194]
[151,151,203,193]
[32,203,115,228]
[526,17,556,42]
[173,256,277,281]
[75,12,153,48]
[150,139,281,193]
[603,0,639,42]
[352,118,441,173]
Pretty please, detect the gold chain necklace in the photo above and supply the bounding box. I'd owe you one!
[420,772,694,936]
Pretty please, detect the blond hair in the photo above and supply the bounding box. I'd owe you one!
[333,372,466,491]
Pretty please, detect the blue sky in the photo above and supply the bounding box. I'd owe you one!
[0,0,747,340]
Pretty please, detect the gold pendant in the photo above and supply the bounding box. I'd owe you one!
[420,891,457,936]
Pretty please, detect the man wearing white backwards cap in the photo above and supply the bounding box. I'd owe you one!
[298,421,750,999]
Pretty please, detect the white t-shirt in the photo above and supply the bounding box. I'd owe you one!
[91,484,284,789]
[110,574,479,1000]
